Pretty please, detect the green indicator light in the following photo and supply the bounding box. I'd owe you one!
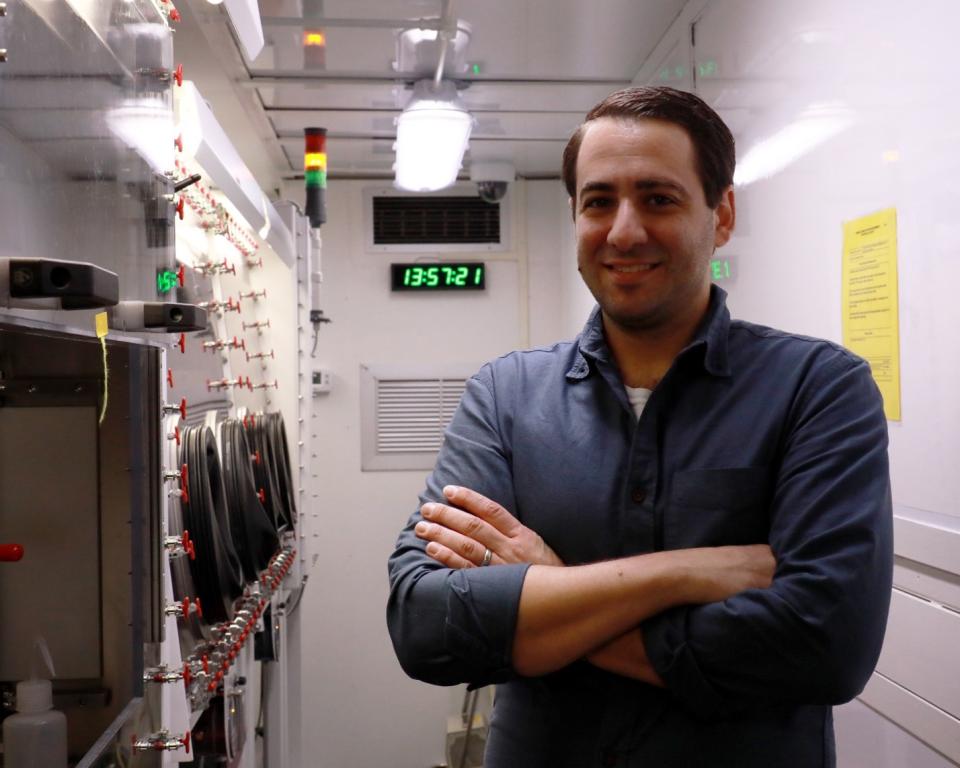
[698,60,718,77]
[157,270,178,295]
[305,169,326,188]
[472,63,481,75]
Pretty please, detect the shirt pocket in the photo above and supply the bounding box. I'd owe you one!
[664,467,771,547]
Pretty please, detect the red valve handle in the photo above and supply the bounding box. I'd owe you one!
[246,376,253,391]
[181,597,190,616]
[181,530,196,560]
[177,264,185,287]
[253,449,261,465]
[175,197,184,220]
[170,8,181,22]
[257,488,266,504]
[201,654,209,674]
[194,597,202,619]
[170,425,181,446]
[174,63,183,87]
[180,462,189,504]
[177,333,186,354]
[183,663,192,687]
[182,731,191,754]
[166,369,174,388]
[179,398,187,421]
[174,134,183,152]
[0,544,24,562]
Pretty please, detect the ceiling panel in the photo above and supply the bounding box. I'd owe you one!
[280,136,569,178]
[255,81,625,112]
[192,0,690,182]
[268,109,581,141]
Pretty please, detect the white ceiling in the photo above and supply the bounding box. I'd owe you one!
[181,0,689,183]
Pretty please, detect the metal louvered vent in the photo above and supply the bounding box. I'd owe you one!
[360,364,478,471]
[372,196,501,245]
[376,378,466,453]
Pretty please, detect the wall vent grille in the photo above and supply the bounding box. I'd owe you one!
[372,196,500,245]
[360,364,477,471]
[375,378,467,453]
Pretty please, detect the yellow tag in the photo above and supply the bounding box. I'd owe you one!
[95,312,109,339]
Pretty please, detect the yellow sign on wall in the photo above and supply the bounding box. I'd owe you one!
[842,208,901,420]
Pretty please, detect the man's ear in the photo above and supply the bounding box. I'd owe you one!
[713,186,736,248]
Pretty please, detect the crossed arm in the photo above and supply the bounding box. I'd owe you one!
[415,485,774,682]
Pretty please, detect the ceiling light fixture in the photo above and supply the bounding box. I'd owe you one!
[394,79,473,192]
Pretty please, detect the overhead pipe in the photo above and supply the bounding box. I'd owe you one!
[432,0,455,91]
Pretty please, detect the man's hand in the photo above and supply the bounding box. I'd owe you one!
[414,485,564,569]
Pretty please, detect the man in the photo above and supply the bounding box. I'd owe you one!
[387,86,892,767]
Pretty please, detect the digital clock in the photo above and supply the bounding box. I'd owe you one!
[391,262,485,291]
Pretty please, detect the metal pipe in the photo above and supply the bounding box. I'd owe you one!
[432,0,454,90]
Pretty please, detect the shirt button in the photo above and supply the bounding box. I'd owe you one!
[631,487,646,504]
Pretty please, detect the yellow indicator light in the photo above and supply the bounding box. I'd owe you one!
[304,152,327,171]
[304,31,326,47]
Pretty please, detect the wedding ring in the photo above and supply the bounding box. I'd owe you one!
[481,548,493,567]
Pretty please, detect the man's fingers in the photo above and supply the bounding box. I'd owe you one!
[443,485,522,535]
[415,519,489,566]
[423,541,475,570]
[421,501,499,548]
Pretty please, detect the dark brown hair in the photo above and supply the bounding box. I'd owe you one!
[561,86,735,209]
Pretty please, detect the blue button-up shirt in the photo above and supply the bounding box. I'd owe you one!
[387,286,893,767]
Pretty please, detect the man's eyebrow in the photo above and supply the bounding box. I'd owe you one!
[578,179,689,197]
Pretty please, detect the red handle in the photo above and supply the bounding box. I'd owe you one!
[179,398,187,421]
[175,197,184,220]
[177,333,186,354]
[174,134,183,152]
[0,544,24,562]
[257,488,266,504]
[176,264,185,287]
[169,8,181,22]
[166,369,174,388]
[173,63,183,87]
[180,462,189,504]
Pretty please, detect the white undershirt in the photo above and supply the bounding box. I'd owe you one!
[624,385,653,420]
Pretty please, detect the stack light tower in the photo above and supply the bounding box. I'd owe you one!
[304,127,327,229]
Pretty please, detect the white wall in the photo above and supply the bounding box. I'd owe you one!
[634,1,960,765]
[287,177,577,768]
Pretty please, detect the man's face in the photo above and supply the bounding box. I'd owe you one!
[573,117,734,334]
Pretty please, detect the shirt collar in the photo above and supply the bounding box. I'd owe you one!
[566,284,731,381]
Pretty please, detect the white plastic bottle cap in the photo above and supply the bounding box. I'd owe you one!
[16,679,52,713]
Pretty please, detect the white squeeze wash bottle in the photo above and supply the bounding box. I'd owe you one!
[2,637,68,768]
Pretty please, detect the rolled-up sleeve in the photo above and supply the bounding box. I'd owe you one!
[644,354,894,717]
[386,365,530,687]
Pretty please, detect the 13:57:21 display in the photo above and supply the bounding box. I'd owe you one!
[391,263,485,291]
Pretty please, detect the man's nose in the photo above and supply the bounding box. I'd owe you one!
[606,201,648,251]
